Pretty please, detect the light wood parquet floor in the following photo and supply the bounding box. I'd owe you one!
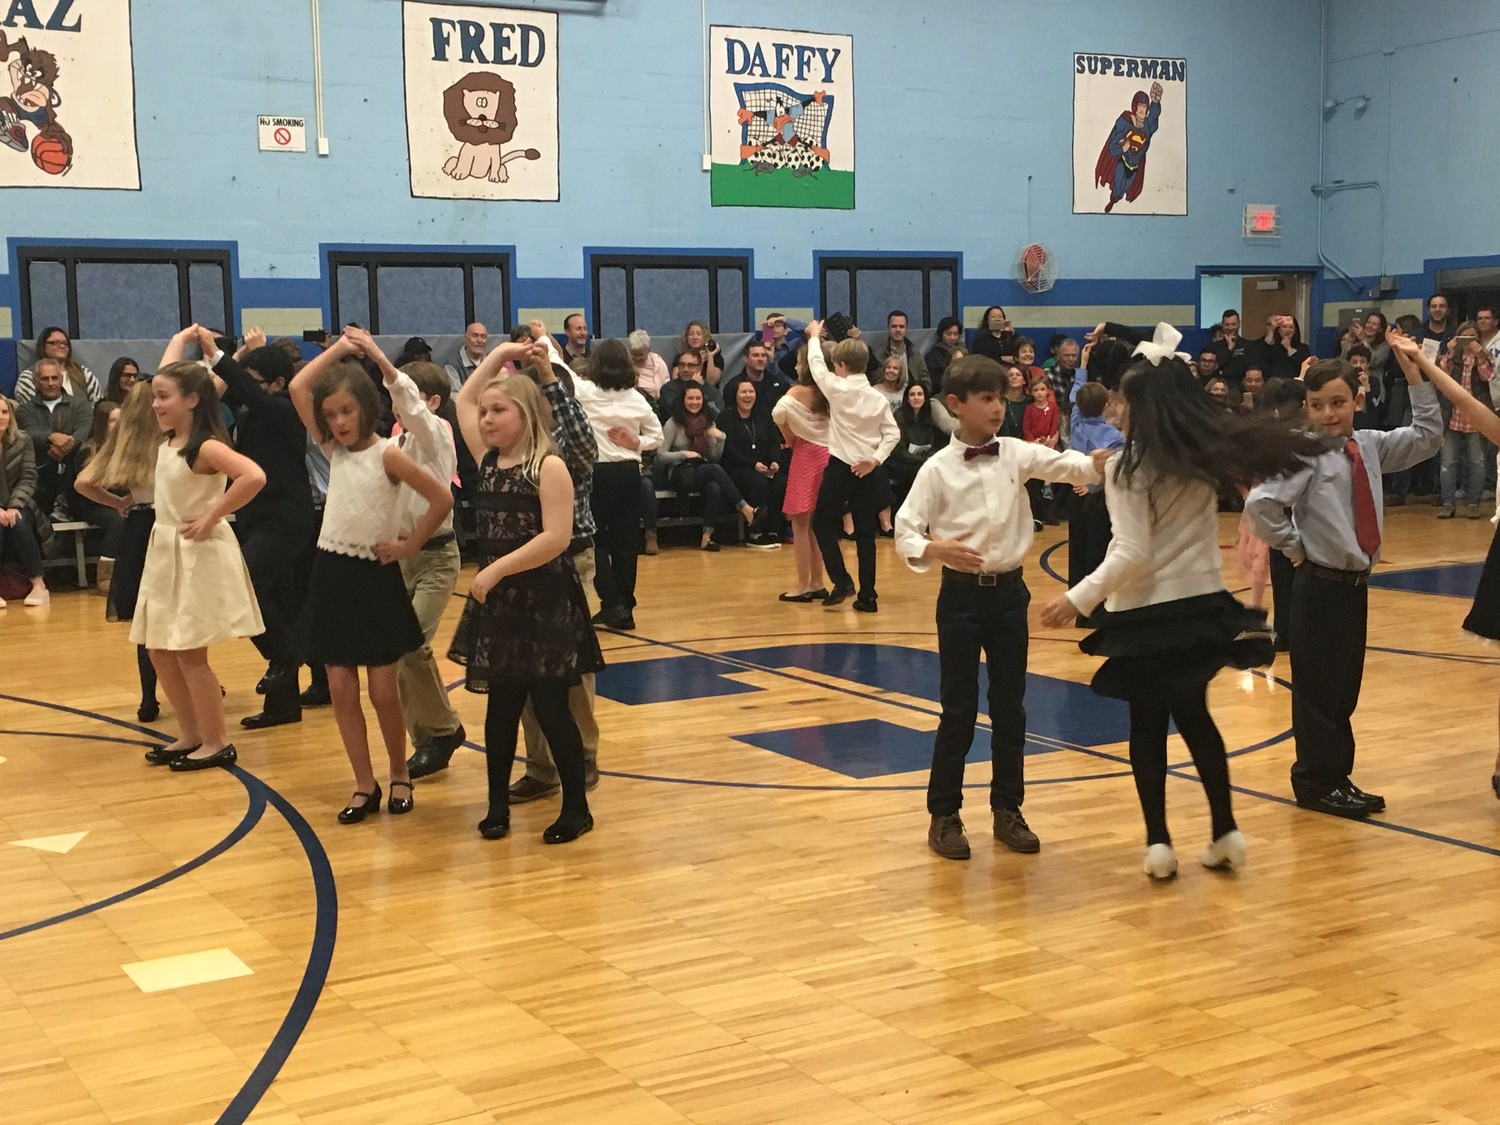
[4,504,1500,1124]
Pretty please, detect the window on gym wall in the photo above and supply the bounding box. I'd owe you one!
[17,246,234,339]
[590,254,750,341]
[327,251,513,335]
[818,256,958,329]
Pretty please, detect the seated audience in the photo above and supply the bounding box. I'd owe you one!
[680,320,722,385]
[15,358,91,521]
[886,382,940,508]
[925,316,964,384]
[72,399,126,590]
[443,321,490,392]
[971,305,1017,363]
[765,312,806,378]
[105,357,142,405]
[1239,364,1266,410]
[1022,376,1061,524]
[721,340,792,420]
[395,336,433,366]
[0,394,50,606]
[657,347,724,420]
[866,309,929,388]
[629,330,671,398]
[999,363,1028,437]
[874,353,907,408]
[1045,337,1081,424]
[1014,337,1045,386]
[717,379,786,548]
[656,384,759,551]
[13,326,101,405]
[1203,375,1230,402]
[560,313,591,374]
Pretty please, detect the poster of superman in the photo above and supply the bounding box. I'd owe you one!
[1072,52,1186,215]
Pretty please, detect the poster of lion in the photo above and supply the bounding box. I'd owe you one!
[402,1,558,202]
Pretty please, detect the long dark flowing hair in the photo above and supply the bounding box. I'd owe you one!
[1113,356,1329,517]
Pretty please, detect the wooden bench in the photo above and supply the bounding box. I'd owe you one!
[653,489,747,542]
[48,520,97,586]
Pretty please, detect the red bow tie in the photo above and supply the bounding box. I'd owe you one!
[964,441,999,461]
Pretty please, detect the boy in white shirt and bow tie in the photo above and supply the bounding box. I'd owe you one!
[896,355,1107,860]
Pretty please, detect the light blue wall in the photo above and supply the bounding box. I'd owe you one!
[1,0,1325,363]
[1322,0,1500,293]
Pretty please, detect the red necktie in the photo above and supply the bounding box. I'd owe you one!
[964,441,999,461]
[1345,438,1380,557]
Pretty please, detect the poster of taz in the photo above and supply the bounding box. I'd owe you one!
[709,25,853,209]
[403,1,558,201]
[0,2,140,189]
[1072,51,1186,215]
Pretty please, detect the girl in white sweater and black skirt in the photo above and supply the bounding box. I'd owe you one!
[1040,328,1326,882]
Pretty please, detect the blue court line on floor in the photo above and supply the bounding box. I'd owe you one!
[0,738,265,943]
[1037,540,1067,585]
[0,729,161,748]
[1367,644,1500,667]
[0,692,336,1125]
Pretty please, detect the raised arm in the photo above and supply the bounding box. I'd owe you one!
[288,334,363,446]
[347,327,449,468]
[159,324,201,369]
[1390,330,1500,445]
[197,326,272,410]
[453,340,534,465]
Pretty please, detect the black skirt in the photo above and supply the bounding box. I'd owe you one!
[107,505,155,624]
[1079,590,1274,701]
[300,548,424,667]
[1463,523,1500,641]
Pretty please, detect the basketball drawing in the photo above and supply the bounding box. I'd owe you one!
[31,131,69,175]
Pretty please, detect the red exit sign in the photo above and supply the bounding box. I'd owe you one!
[1244,204,1280,238]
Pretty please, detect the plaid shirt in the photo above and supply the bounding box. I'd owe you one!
[541,378,599,540]
[1046,362,1077,406]
[1445,353,1494,434]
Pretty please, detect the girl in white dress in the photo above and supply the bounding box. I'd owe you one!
[131,362,266,771]
[289,345,453,825]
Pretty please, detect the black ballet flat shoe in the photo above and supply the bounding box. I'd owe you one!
[542,812,595,845]
[779,590,818,603]
[169,744,238,771]
[144,742,199,766]
[137,699,160,723]
[337,784,383,824]
[388,780,414,815]
[478,815,511,840]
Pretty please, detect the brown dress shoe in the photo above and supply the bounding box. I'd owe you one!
[993,809,1040,853]
[928,813,970,860]
[509,775,560,803]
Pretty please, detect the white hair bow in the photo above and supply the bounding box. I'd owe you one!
[1132,322,1192,366]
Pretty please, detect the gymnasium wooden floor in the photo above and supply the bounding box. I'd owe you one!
[6,504,1500,1125]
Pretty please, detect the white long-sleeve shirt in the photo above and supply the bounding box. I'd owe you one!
[573,379,663,463]
[807,343,900,465]
[895,438,1099,574]
[388,369,456,539]
[1066,456,1225,614]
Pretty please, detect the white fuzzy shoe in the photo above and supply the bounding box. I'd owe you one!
[23,587,50,606]
[0,595,6,608]
[1143,843,1178,881]
[1200,829,1246,872]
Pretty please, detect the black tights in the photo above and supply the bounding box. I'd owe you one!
[483,680,590,829]
[1127,680,1237,847]
[137,645,158,708]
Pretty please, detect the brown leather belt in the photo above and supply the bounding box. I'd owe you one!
[1307,563,1369,587]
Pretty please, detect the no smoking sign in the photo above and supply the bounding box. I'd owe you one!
[258,115,308,153]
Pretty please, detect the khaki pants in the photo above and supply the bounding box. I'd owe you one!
[398,540,463,748]
[522,546,599,780]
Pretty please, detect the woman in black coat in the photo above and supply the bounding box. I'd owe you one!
[718,379,786,547]
[887,382,942,508]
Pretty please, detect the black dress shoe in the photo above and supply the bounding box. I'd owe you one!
[388,780,414,815]
[298,683,331,708]
[542,812,594,844]
[429,723,467,755]
[338,784,382,824]
[1350,785,1385,813]
[478,815,510,839]
[600,614,635,631]
[255,666,273,695]
[1295,787,1372,819]
[144,742,199,766]
[137,699,160,723]
[852,596,878,614]
[1492,774,1500,801]
[823,583,856,607]
[169,744,238,771]
[240,706,302,730]
[407,747,453,779]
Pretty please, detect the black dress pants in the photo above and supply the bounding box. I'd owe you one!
[1288,566,1367,794]
[813,457,886,598]
[238,513,313,669]
[592,460,643,616]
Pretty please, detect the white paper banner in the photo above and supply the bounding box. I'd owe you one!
[0,3,140,189]
[402,1,559,201]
